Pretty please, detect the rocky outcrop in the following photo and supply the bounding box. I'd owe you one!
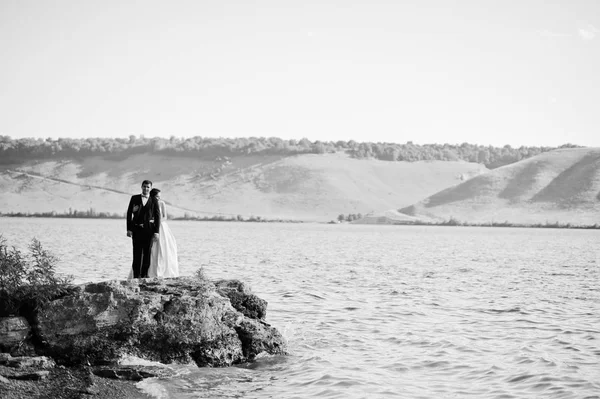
[1,277,286,368]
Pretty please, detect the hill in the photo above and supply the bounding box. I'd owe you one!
[0,152,487,222]
[398,147,600,225]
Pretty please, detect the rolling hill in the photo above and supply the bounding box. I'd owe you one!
[398,147,600,225]
[0,152,487,222]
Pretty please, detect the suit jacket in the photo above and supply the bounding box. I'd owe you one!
[126,194,161,235]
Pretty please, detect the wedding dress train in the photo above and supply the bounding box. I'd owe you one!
[147,215,179,278]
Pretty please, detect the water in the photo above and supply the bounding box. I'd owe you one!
[1,217,599,399]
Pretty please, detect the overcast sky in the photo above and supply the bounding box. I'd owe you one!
[1,0,599,147]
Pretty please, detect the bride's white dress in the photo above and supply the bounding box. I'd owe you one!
[148,201,179,278]
[127,200,179,279]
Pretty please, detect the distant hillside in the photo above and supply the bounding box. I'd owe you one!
[0,152,486,222]
[398,148,600,225]
[0,135,576,169]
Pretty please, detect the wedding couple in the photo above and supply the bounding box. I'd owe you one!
[126,180,179,278]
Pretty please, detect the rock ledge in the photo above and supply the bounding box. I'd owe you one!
[0,277,287,398]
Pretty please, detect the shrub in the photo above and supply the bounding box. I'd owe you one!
[193,265,214,297]
[195,265,207,282]
[0,235,73,317]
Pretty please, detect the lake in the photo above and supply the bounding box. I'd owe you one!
[1,217,599,399]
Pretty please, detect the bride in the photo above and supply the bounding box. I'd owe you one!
[147,188,179,278]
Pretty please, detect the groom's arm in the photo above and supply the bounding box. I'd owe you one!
[126,196,135,235]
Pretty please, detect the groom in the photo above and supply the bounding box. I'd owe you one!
[126,180,161,278]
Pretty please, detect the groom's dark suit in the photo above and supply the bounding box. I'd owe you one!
[126,194,161,278]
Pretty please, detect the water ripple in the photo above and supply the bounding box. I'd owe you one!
[2,219,599,398]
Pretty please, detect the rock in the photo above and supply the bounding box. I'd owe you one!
[34,277,286,367]
[235,319,287,359]
[0,317,31,353]
[92,368,142,381]
[84,385,100,395]
[0,364,146,399]
[6,356,55,369]
[0,374,10,384]
[0,353,10,364]
[9,370,50,380]
[215,279,268,319]
[92,366,158,381]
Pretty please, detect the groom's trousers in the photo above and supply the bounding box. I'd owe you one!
[131,226,153,278]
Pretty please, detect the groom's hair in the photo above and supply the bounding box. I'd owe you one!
[141,180,153,186]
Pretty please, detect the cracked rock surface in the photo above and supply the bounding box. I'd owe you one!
[33,277,287,367]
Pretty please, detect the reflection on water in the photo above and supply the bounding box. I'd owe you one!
[1,218,600,399]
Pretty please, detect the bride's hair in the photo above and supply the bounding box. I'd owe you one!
[150,188,161,198]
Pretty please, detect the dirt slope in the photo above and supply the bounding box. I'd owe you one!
[0,152,486,221]
[399,147,600,225]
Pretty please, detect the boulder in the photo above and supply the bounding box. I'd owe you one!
[215,279,268,319]
[0,317,30,354]
[33,277,286,367]
[8,370,50,380]
[2,355,55,369]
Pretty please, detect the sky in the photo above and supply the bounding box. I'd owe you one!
[1,0,599,147]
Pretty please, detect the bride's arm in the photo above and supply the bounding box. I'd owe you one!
[160,201,168,220]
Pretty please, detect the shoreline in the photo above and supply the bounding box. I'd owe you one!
[3,214,599,229]
[346,223,600,230]
[347,220,600,229]
[0,214,305,223]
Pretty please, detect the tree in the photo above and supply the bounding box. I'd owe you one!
[313,141,326,154]
[477,149,490,165]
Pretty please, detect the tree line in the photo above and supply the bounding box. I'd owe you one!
[0,135,582,169]
[0,208,122,219]
[0,209,301,223]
